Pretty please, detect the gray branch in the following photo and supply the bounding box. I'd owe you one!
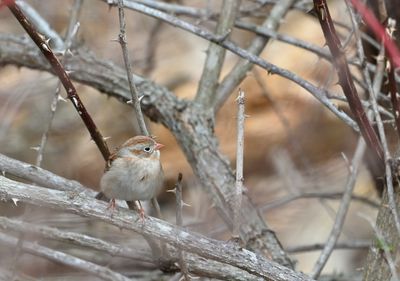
[0,232,132,281]
[0,176,313,281]
[0,216,263,281]
[195,0,240,107]
[0,34,293,267]
[214,0,295,111]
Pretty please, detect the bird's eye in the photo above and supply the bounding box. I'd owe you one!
[144,146,151,152]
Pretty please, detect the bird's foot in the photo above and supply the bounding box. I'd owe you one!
[106,198,116,217]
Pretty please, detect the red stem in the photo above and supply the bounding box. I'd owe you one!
[7,1,110,161]
[349,0,400,69]
[313,0,384,166]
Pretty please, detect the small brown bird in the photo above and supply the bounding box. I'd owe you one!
[98,135,164,217]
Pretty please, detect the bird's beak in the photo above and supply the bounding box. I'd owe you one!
[155,143,164,150]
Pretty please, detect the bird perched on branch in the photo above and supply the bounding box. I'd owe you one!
[96,135,164,218]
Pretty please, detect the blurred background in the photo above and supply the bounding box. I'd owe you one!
[0,0,385,279]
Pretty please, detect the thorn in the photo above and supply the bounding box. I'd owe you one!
[71,22,80,39]
[37,33,46,41]
[103,136,111,141]
[53,49,66,56]
[110,38,119,42]
[138,95,145,102]
[65,70,74,75]
[244,114,251,118]
[126,99,133,104]
[341,152,349,163]
[57,95,67,102]
[166,188,176,194]
[307,7,318,17]
[181,200,191,207]
[11,198,20,206]
[66,49,74,56]
[30,146,40,151]
[45,38,52,45]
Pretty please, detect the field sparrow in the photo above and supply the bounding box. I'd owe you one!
[97,135,164,217]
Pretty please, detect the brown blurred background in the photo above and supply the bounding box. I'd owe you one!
[0,0,381,278]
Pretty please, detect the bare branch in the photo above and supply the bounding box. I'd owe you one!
[213,0,295,111]
[0,232,132,281]
[0,216,265,280]
[0,176,313,281]
[6,1,111,161]
[286,240,371,253]
[311,138,366,278]
[233,89,245,238]
[15,0,64,50]
[0,216,154,263]
[313,0,384,166]
[117,0,149,136]
[35,0,83,167]
[96,0,357,130]
[195,0,240,107]
[0,153,91,194]
[173,173,191,280]
[260,191,380,212]
[0,34,293,267]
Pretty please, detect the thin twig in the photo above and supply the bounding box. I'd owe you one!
[311,137,366,278]
[386,19,400,140]
[35,0,83,167]
[0,232,132,281]
[213,0,295,111]
[260,191,380,212]
[6,1,110,161]
[117,0,149,136]
[349,0,400,68]
[233,89,245,238]
[287,240,371,253]
[96,0,357,130]
[174,173,190,281]
[346,1,400,237]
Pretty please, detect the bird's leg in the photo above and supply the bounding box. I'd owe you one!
[135,200,145,221]
[106,198,116,217]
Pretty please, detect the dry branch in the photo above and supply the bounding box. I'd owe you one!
[313,0,383,166]
[6,1,110,161]
[0,232,132,281]
[0,176,312,281]
[0,34,292,267]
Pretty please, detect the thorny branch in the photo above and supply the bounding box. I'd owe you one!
[117,0,149,136]
[0,215,263,281]
[313,0,384,166]
[0,176,313,281]
[6,1,111,161]
[0,34,293,267]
